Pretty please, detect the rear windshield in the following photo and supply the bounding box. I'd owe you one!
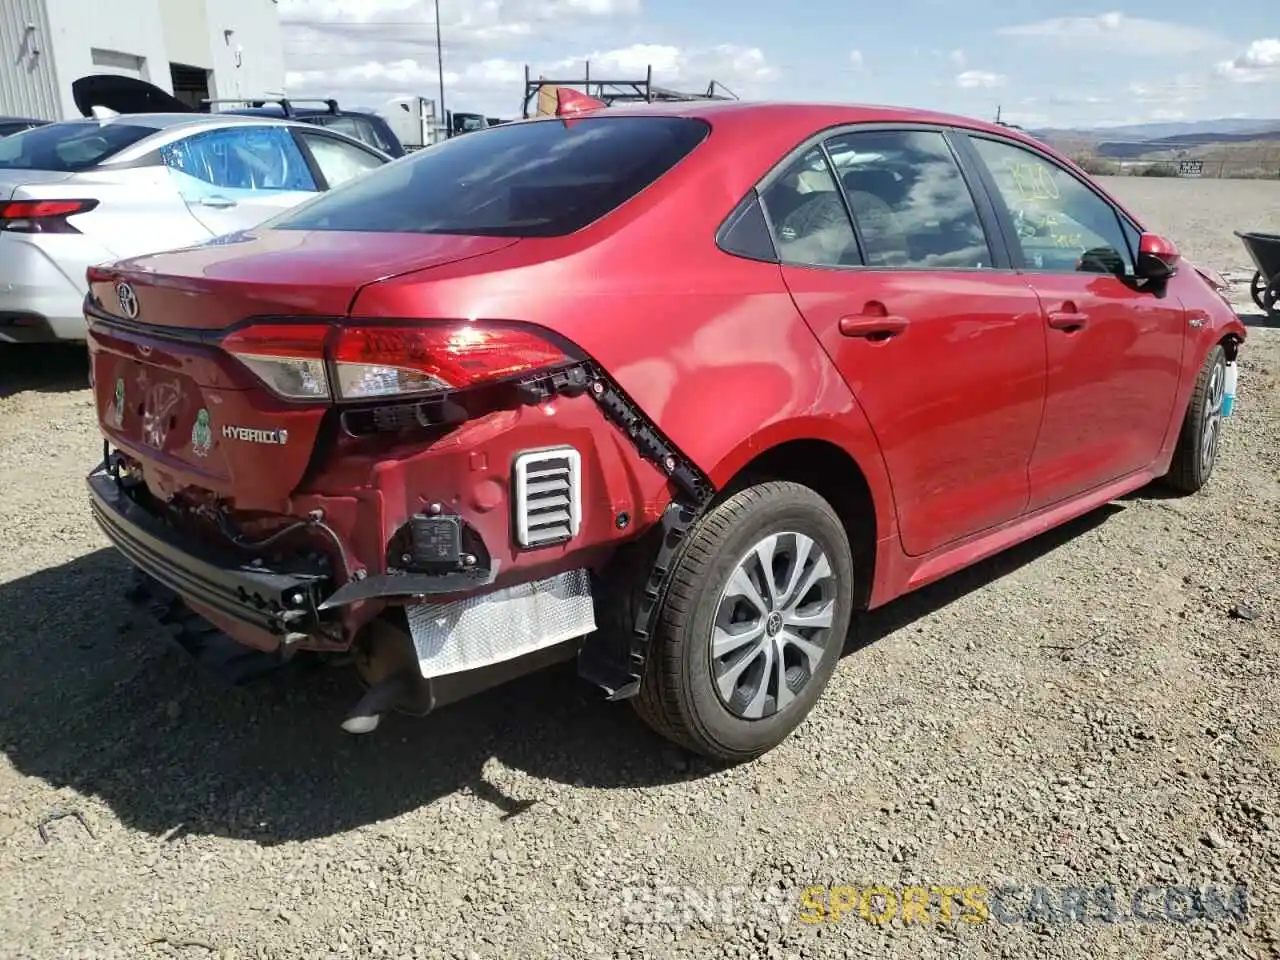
[271,115,710,238]
[0,121,154,171]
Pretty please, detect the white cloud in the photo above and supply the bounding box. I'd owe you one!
[1048,93,1113,106]
[557,43,777,86]
[284,42,778,115]
[955,70,1006,89]
[1216,38,1280,83]
[997,12,1227,57]
[278,0,776,117]
[849,49,864,68]
[948,48,966,67]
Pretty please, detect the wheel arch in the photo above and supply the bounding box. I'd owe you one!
[709,425,893,610]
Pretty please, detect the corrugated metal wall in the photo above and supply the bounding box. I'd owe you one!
[0,0,60,120]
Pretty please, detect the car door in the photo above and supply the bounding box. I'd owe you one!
[766,127,1048,557]
[958,133,1187,510]
[159,124,321,236]
[293,129,388,189]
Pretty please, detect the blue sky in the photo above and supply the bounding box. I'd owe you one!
[279,1,1280,128]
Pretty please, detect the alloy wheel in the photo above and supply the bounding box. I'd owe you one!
[709,531,839,720]
[1201,355,1226,477]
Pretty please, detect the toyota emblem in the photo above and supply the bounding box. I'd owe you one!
[116,282,139,320]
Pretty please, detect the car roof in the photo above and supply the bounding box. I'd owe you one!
[47,112,319,133]
[536,99,1043,149]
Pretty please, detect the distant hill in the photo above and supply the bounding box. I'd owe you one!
[1093,128,1280,160]
[1032,118,1280,141]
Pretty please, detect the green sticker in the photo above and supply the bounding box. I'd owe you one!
[191,408,212,457]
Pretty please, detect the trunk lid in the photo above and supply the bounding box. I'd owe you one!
[88,230,520,507]
[0,169,77,201]
[89,229,521,330]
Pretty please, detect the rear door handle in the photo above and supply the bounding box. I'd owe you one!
[838,314,909,339]
[1047,310,1088,331]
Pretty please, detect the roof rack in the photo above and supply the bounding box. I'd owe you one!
[199,97,341,117]
[521,62,737,119]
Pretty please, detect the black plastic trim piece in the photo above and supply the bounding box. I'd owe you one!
[576,363,715,699]
[318,564,501,609]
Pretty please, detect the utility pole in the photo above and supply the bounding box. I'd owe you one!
[434,0,447,140]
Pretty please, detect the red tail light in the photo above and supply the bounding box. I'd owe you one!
[0,198,98,233]
[222,320,574,402]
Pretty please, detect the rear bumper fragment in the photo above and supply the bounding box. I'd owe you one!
[87,461,333,638]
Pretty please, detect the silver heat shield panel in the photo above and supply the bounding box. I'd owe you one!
[404,568,597,679]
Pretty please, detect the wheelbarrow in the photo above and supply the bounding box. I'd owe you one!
[1235,230,1280,316]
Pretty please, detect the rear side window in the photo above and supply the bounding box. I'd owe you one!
[760,147,859,267]
[297,131,385,187]
[272,116,710,238]
[0,121,155,171]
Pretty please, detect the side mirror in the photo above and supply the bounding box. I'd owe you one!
[1136,232,1180,280]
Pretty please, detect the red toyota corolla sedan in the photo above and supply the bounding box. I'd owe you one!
[83,100,1246,762]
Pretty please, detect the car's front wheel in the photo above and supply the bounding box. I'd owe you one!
[1163,343,1228,494]
[632,480,854,762]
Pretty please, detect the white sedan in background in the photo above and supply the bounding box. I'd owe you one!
[0,113,390,343]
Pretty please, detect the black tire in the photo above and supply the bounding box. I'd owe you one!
[631,481,854,762]
[1163,343,1227,494]
[1250,271,1267,313]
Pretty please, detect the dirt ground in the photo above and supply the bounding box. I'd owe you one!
[1,176,1278,960]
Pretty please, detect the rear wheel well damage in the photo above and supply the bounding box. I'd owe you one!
[720,439,877,611]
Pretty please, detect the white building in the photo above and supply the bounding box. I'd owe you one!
[1,0,284,121]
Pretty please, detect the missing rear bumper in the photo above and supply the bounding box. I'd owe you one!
[87,461,332,640]
[340,573,596,733]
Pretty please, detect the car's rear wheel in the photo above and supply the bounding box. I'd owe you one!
[1163,343,1227,494]
[632,481,854,762]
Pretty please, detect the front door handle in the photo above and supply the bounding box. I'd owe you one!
[1047,310,1088,331]
[838,312,909,340]
[199,195,237,209]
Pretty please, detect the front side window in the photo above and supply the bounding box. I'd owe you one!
[760,147,859,267]
[967,136,1135,276]
[160,126,317,195]
[823,129,992,269]
[270,115,709,238]
[298,132,385,188]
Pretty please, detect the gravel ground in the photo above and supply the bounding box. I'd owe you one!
[1,176,1278,960]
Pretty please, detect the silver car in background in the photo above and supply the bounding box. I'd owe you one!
[0,113,391,344]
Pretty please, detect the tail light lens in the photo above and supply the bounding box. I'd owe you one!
[222,323,332,400]
[0,199,99,233]
[222,320,574,402]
